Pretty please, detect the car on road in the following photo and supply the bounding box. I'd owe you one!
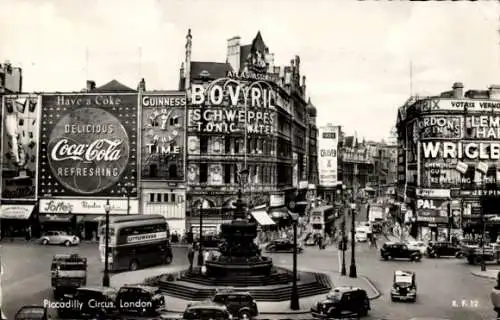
[14,306,49,320]
[426,241,462,258]
[310,286,370,318]
[116,285,165,317]
[265,239,303,253]
[39,231,80,246]
[391,270,417,302]
[211,289,258,319]
[380,242,422,261]
[182,301,232,320]
[406,240,427,254]
[355,228,369,242]
[57,286,118,319]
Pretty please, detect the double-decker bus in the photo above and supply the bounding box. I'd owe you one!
[99,214,173,271]
[309,205,336,235]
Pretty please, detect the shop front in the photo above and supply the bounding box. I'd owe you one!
[0,203,38,239]
[141,182,187,237]
[415,196,450,241]
[39,199,138,240]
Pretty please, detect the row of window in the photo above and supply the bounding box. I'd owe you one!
[197,163,276,184]
[148,193,184,204]
[199,136,277,156]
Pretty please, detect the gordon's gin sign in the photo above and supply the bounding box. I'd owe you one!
[38,94,138,197]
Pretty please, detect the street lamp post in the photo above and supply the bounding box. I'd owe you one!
[349,202,357,278]
[102,199,111,287]
[340,217,347,276]
[121,182,135,215]
[290,201,300,310]
[481,209,487,272]
[198,198,204,266]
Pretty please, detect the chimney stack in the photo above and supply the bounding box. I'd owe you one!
[86,80,96,91]
[489,85,500,100]
[452,82,464,99]
[137,78,146,92]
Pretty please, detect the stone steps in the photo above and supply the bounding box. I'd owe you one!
[180,269,294,287]
[158,272,332,302]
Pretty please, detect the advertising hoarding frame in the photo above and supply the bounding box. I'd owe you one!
[37,92,139,199]
[318,125,339,187]
[139,92,187,183]
[0,94,42,201]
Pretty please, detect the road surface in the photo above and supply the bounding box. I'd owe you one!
[1,241,188,319]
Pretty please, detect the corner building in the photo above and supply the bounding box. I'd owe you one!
[396,82,500,241]
[179,30,318,234]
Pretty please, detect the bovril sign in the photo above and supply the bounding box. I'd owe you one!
[39,199,139,214]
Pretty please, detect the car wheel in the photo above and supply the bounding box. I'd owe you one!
[129,259,139,271]
[42,239,49,245]
[474,256,484,265]
[413,255,422,262]
[64,240,71,247]
[383,255,389,260]
[391,296,396,302]
[164,255,173,265]
[456,252,464,258]
[239,310,251,320]
[359,306,368,316]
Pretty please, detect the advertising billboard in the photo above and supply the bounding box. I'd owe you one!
[187,79,276,135]
[141,93,186,181]
[318,125,339,187]
[415,198,449,224]
[409,98,500,114]
[1,95,41,200]
[419,113,500,188]
[38,94,138,198]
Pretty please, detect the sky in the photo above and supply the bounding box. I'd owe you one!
[1,0,499,141]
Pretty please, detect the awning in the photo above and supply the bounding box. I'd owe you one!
[269,206,290,219]
[78,215,102,223]
[364,187,376,192]
[251,211,275,226]
[39,214,73,223]
[0,205,35,220]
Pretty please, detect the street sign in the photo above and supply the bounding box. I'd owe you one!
[289,201,296,209]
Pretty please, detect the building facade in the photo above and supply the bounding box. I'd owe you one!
[338,134,375,195]
[179,30,318,234]
[396,82,500,240]
[139,90,187,235]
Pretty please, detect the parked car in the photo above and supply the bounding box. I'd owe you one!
[14,306,49,320]
[211,289,258,319]
[355,229,368,242]
[181,302,232,320]
[116,285,165,316]
[380,242,422,261]
[40,231,80,246]
[426,241,462,258]
[391,270,417,302]
[310,286,370,318]
[406,240,427,254]
[57,287,117,319]
[265,239,303,253]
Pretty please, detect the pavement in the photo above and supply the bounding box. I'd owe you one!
[111,264,381,315]
[471,268,500,280]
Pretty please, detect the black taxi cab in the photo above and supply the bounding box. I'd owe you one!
[310,286,370,318]
[391,270,417,302]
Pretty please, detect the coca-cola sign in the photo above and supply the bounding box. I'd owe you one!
[38,94,138,197]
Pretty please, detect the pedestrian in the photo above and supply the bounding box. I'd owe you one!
[188,245,195,272]
[318,235,323,250]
